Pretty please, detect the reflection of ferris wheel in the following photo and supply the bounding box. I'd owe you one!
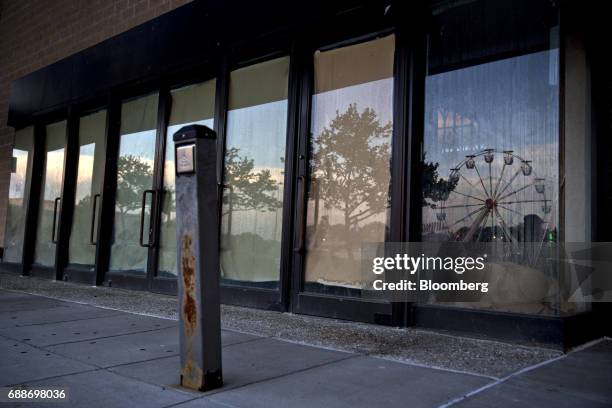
[433,149,553,243]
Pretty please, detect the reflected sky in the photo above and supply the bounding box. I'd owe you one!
[226,100,287,170]
[312,78,393,137]
[422,50,559,238]
[74,143,95,202]
[42,148,65,201]
[8,149,29,199]
[118,130,157,161]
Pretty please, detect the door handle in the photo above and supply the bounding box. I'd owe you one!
[139,190,155,248]
[293,176,307,253]
[89,193,101,245]
[51,197,61,244]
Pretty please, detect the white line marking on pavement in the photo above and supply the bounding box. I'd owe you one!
[438,337,609,408]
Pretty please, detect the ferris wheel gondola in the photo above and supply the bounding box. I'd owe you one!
[431,149,553,244]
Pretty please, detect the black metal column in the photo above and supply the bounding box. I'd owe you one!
[20,124,46,276]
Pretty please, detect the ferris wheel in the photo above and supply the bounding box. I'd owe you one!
[432,149,554,243]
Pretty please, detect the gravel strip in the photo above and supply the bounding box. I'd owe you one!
[0,271,561,378]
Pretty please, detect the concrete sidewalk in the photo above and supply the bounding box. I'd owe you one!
[0,289,611,407]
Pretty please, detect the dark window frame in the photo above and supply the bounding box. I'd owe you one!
[287,14,425,324]
[216,37,294,311]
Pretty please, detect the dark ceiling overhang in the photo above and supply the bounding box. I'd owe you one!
[7,0,394,128]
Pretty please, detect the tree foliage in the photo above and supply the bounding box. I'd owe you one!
[310,103,392,230]
[223,147,282,213]
[115,154,153,215]
[422,157,458,208]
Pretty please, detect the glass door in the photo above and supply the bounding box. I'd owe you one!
[105,84,217,292]
[31,120,67,277]
[107,93,159,287]
[156,80,216,280]
[64,109,107,282]
[1,126,35,271]
[292,35,396,323]
[220,57,289,291]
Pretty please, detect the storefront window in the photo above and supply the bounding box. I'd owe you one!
[3,127,34,263]
[34,121,67,266]
[304,35,395,296]
[160,80,216,277]
[68,109,107,269]
[109,93,158,274]
[421,0,561,315]
[221,57,289,288]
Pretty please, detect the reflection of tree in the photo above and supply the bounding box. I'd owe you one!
[422,156,458,208]
[77,193,93,209]
[310,103,391,239]
[220,148,283,281]
[223,147,282,215]
[115,155,153,231]
[161,186,175,223]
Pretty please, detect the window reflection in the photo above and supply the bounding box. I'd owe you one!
[109,93,158,274]
[421,0,562,316]
[34,121,67,266]
[220,56,289,288]
[304,35,395,296]
[3,127,34,263]
[422,51,559,244]
[68,110,107,269]
[159,80,216,277]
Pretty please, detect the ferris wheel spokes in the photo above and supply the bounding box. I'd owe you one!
[447,206,486,230]
[496,203,523,217]
[497,181,536,202]
[495,167,522,199]
[429,149,553,244]
[499,199,551,205]
[472,163,490,198]
[436,203,484,210]
[465,207,489,242]
[474,211,489,242]
[449,189,486,202]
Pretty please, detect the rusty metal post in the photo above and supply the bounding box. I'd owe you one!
[174,124,222,391]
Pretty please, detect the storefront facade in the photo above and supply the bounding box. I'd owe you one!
[1,0,609,347]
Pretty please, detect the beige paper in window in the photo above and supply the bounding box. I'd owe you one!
[314,34,394,94]
[169,80,216,126]
[228,56,290,110]
[120,93,159,135]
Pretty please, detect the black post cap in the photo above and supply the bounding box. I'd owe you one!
[173,124,216,142]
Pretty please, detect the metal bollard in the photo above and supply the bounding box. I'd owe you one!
[174,124,223,391]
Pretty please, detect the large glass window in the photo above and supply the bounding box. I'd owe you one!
[421,0,560,315]
[304,35,395,296]
[109,93,159,274]
[3,127,34,263]
[159,80,216,277]
[220,57,290,288]
[34,121,67,266]
[68,109,107,269]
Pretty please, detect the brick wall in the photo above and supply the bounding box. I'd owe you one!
[0,0,192,245]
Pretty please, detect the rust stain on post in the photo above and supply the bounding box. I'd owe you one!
[181,359,204,390]
[181,233,197,336]
[180,233,203,388]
